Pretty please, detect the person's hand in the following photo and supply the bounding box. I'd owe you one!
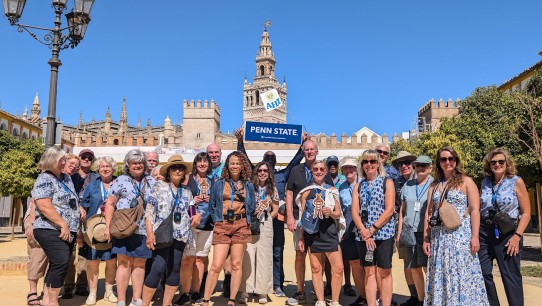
[505,235,521,256]
[287,216,296,232]
[395,231,401,246]
[470,237,480,255]
[190,214,201,228]
[58,223,70,241]
[235,128,244,142]
[297,237,305,252]
[322,207,332,218]
[361,228,372,240]
[104,226,111,243]
[423,241,431,256]
[146,233,156,251]
[302,132,309,143]
[79,206,87,221]
[25,226,34,239]
[365,238,376,251]
[194,195,207,204]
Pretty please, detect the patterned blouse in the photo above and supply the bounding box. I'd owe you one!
[356,175,395,241]
[146,180,195,243]
[480,176,520,219]
[31,172,80,233]
[109,174,156,236]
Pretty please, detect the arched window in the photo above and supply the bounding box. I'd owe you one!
[31,135,36,140]
[113,139,119,145]
[260,65,265,76]
[12,127,19,137]
[0,123,6,131]
[256,91,260,105]
[22,132,28,140]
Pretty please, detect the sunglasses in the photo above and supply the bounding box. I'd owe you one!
[361,159,379,165]
[257,168,268,173]
[439,157,456,163]
[376,149,389,156]
[312,167,326,172]
[397,161,412,167]
[169,165,186,171]
[490,159,506,166]
[81,155,93,161]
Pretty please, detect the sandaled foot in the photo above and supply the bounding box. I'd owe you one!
[27,293,41,305]
[227,298,236,306]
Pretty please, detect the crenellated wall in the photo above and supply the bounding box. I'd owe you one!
[418,98,460,132]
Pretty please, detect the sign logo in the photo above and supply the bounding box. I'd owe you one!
[260,89,282,112]
[245,121,302,145]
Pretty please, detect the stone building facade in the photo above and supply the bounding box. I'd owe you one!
[417,98,460,132]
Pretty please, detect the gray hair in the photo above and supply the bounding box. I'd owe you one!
[37,146,66,172]
[123,149,148,174]
[360,149,386,178]
[93,156,118,173]
[375,143,390,151]
[303,139,318,151]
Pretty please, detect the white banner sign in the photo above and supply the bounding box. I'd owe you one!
[260,88,282,112]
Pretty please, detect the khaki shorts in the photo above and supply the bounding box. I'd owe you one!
[184,228,213,257]
[27,238,48,280]
[212,219,251,245]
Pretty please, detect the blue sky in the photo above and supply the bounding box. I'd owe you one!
[1,0,541,138]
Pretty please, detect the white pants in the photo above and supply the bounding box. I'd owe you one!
[241,217,274,295]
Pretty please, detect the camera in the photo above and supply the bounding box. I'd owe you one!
[226,209,235,222]
[486,208,496,225]
[429,216,441,227]
[361,210,369,223]
[130,198,139,208]
[68,198,77,209]
[174,211,183,224]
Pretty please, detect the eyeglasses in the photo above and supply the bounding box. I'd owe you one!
[439,157,456,163]
[490,159,506,166]
[376,149,389,156]
[81,155,93,161]
[257,168,268,173]
[312,167,326,172]
[169,165,186,171]
[361,159,379,165]
[397,161,412,167]
[99,164,112,169]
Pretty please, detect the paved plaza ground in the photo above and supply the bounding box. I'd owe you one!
[1,231,541,306]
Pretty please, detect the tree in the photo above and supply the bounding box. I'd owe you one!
[0,150,39,198]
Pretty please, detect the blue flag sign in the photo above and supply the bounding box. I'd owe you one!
[245,121,303,144]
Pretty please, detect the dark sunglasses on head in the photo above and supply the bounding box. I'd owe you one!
[439,157,456,163]
[361,159,379,165]
[490,159,506,166]
[397,161,412,167]
[376,149,389,156]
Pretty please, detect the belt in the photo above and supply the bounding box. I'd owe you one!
[223,213,247,221]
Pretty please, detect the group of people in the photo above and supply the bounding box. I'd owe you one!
[24,132,530,306]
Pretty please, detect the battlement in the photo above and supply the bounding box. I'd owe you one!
[418,98,461,132]
[183,99,220,112]
[418,98,461,114]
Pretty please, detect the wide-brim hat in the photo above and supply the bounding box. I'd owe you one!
[83,214,111,251]
[339,156,358,169]
[160,155,193,177]
[392,151,417,168]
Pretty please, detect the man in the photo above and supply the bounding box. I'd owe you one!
[326,155,346,189]
[207,143,224,181]
[285,140,333,305]
[235,128,308,297]
[62,149,98,299]
[146,151,159,174]
[392,151,418,306]
[376,143,399,180]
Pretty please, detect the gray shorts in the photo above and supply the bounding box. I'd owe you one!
[403,232,428,269]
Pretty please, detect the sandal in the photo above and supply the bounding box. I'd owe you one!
[27,293,41,305]
[227,298,235,306]
[201,298,210,306]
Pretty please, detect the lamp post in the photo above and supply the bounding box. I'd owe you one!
[3,0,94,148]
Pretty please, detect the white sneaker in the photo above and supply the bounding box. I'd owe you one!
[258,294,268,304]
[104,291,118,303]
[129,299,142,306]
[85,293,97,306]
[315,301,326,306]
[330,302,342,306]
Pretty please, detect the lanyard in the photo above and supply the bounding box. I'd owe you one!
[133,178,143,198]
[491,179,505,208]
[305,165,313,183]
[47,172,78,199]
[169,183,181,207]
[362,180,374,208]
[416,179,430,202]
[229,180,243,208]
[100,181,109,202]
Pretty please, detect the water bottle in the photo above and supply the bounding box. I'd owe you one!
[365,247,374,262]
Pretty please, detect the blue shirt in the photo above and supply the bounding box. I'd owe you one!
[401,176,434,232]
[208,163,224,181]
[356,176,395,241]
[384,164,399,181]
[339,179,361,232]
[81,176,116,219]
[480,176,520,219]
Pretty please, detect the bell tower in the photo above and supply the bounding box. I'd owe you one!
[243,22,287,124]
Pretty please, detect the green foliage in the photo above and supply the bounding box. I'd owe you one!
[526,69,542,98]
[390,139,419,158]
[0,149,40,197]
[0,130,20,160]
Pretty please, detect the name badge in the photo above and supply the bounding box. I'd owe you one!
[414,201,421,212]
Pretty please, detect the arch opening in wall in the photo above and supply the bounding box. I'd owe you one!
[0,123,6,131]
[22,132,28,140]
[113,139,119,145]
[256,91,260,105]
[260,65,264,76]
[12,127,19,137]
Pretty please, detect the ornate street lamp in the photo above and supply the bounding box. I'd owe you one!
[2,0,95,147]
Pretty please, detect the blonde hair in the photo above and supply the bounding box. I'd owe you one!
[65,153,80,162]
[93,156,118,173]
[37,146,66,172]
[359,149,386,178]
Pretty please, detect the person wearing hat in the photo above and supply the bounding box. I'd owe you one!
[142,155,199,306]
[79,156,119,305]
[337,156,367,306]
[104,149,157,306]
[391,151,418,306]
[326,156,346,189]
[396,156,433,306]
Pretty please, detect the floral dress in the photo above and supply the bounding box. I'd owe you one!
[425,189,489,306]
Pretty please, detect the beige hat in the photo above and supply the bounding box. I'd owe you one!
[83,214,111,251]
[339,156,358,169]
[159,155,193,177]
[392,151,417,168]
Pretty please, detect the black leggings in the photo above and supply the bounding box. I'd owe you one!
[144,240,186,288]
[33,229,75,288]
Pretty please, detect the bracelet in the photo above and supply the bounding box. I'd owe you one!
[372,224,380,231]
[514,232,523,238]
[368,228,374,235]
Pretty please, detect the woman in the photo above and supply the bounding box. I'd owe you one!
[202,151,256,306]
[142,155,199,306]
[80,156,118,305]
[238,161,279,304]
[396,155,433,306]
[31,146,80,306]
[104,149,156,306]
[297,160,343,306]
[422,147,489,305]
[337,156,366,306]
[351,149,395,306]
[178,153,214,305]
[151,165,164,181]
[479,148,530,306]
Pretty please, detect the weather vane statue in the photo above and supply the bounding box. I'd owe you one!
[264,20,272,30]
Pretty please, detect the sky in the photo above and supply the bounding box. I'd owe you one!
[1,0,541,138]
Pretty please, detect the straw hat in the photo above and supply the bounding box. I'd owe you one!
[339,156,358,169]
[83,214,111,251]
[159,155,193,177]
[392,151,417,168]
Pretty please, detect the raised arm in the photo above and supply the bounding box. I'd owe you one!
[235,128,255,171]
[282,132,309,178]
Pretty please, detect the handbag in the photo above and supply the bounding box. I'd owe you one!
[250,214,261,235]
[109,179,146,239]
[399,222,416,247]
[437,186,469,231]
[154,207,174,249]
[493,210,517,234]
